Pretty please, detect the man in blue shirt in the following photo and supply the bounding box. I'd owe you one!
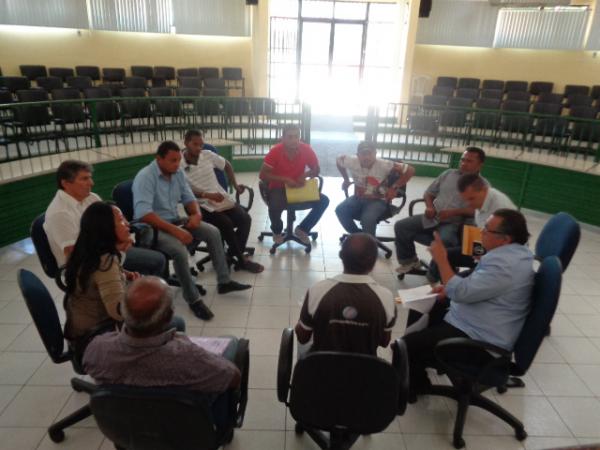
[403,208,535,399]
[132,141,251,320]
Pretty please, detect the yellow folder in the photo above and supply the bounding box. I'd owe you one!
[461,225,486,257]
[285,178,320,204]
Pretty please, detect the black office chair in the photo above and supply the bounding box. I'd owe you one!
[257,177,323,254]
[338,180,407,259]
[277,328,409,450]
[17,269,96,443]
[30,213,66,290]
[91,338,249,450]
[409,256,562,449]
[111,180,206,296]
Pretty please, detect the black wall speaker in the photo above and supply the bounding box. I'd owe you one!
[246,0,258,4]
[419,0,432,18]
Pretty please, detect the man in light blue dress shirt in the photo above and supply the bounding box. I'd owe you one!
[403,208,535,398]
[132,141,251,321]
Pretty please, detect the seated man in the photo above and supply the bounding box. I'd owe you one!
[132,141,251,321]
[83,277,240,430]
[259,124,330,245]
[427,173,515,282]
[182,129,263,274]
[295,233,397,355]
[403,209,535,398]
[394,146,486,274]
[335,141,415,236]
[44,160,165,276]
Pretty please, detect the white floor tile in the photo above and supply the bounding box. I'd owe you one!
[0,386,72,427]
[549,397,600,438]
[528,363,593,396]
[0,427,46,450]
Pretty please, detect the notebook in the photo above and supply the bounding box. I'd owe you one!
[285,178,320,204]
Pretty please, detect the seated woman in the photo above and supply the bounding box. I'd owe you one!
[64,201,140,355]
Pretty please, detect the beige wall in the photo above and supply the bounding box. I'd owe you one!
[411,44,600,95]
[0,25,257,95]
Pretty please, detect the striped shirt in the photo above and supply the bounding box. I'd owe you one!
[182,147,229,198]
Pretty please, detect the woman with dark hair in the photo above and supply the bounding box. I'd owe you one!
[64,201,139,347]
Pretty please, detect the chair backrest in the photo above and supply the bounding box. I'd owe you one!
[432,85,454,98]
[289,351,400,435]
[49,67,75,82]
[36,76,63,92]
[17,269,68,363]
[198,67,220,80]
[482,79,504,91]
[537,93,563,105]
[505,80,528,92]
[177,67,199,78]
[76,65,101,81]
[457,77,480,90]
[0,76,31,93]
[455,88,478,100]
[567,94,593,108]
[480,89,503,100]
[179,76,203,89]
[131,66,154,80]
[112,180,135,221]
[564,84,590,97]
[20,65,48,80]
[222,67,242,80]
[124,76,147,89]
[502,99,529,113]
[30,213,60,279]
[176,87,202,98]
[154,66,176,80]
[529,81,553,96]
[204,78,226,89]
[423,94,447,107]
[67,76,93,91]
[506,90,530,102]
[532,102,562,116]
[535,212,580,271]
[512,256,562,374]
[436,76,457,88]
[102,67,126,83]
[591,85,600,100]
[91,385,218,450]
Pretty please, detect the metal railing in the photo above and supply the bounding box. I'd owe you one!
[354,102,600,164]
[0,96,310,163]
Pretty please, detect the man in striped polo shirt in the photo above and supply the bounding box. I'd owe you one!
[182,130,263,273]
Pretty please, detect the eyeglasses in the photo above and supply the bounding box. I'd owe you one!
[482,226,506,236]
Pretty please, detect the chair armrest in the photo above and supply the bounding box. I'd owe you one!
[71,377,97,394]
[235,185,254,212]
[231,338,249,427]
[392,338,409,415]
[316,175,324,193]
[408,198,426,217]
[434,337,512,386]
[342,181,354,198]
[277,328,294,404]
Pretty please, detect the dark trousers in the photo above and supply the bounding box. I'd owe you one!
[427,247,477,282]
[403,308,468,392]
[201,205,251,262]
[267,188,330,234]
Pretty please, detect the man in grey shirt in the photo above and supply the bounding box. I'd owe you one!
[394,147,486,274]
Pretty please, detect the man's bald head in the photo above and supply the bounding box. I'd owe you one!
[340,233,378,275]
[122,277,173,336]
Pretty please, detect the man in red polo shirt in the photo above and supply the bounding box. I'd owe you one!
[259,125,330,244]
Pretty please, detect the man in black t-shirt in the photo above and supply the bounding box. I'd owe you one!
[295,233,397,355]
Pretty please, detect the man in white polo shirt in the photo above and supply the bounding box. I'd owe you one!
[44,160,165,276]
[181,130,263,273]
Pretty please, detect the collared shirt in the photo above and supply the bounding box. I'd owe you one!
[83,327,238,393]
[182,147,228,198]
[444,243,535,350]
[44,189,101,266]
[475,188,515,227]
[338,155,407,198]
[263,142,319,189]
[298,273,397,355]
[423,169,468,228]
[132,160,196,222]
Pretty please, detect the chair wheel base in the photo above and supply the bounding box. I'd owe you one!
[397,273,405,281]
[453,436,465,449]
[515,428,527,441]
[295,423,304,435]
[196,284,207,296]
[48,428,65,443]
[269,247,276,255]
[258,235,264,242]
[384,251,392,259]
[304,246,311,254]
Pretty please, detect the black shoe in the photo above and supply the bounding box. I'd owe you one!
[189,300,214,320]
[218,280,252,294]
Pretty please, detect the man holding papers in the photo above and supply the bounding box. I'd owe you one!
[427,173,515,282]
[335,141,415,236]
[402,209,534,400]
[259,125,329,245]
[182,130,263,274]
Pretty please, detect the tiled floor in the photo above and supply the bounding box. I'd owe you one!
[1,173,600,450]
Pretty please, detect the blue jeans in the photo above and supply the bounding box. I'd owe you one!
[335,196,389,236]
[141,221,230,305]
[394,214,460,264]
[123,247,166,276]
[267,188,330,235]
